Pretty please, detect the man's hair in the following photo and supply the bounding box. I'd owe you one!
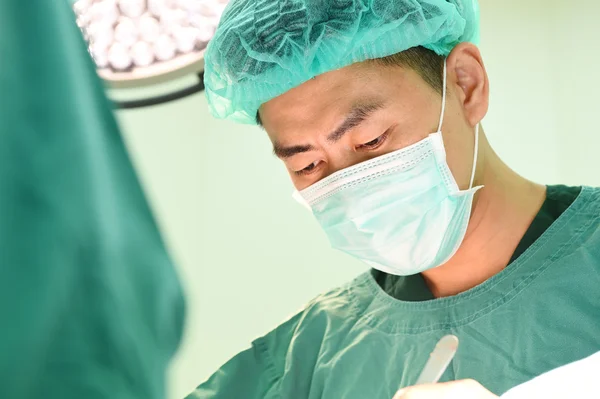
[370,46,445,95]
[256,46,445,125]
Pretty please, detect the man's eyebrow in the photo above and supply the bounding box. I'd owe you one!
[273,143,315,159]
[270,100,386,159]
[326,100,387,143]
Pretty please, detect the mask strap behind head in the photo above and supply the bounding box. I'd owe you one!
[438,59,479,190]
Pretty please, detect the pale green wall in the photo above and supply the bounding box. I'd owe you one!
[549,1,600,185]
[115,1,600,398]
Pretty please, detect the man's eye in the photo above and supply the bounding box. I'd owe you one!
[295,161,321,176]
[356,131,390,150]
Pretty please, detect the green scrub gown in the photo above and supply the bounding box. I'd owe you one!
[0,1,185,398]
[374,185,582,302]
[189,186,600,398]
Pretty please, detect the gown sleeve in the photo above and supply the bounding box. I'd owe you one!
[185,311,308,399]
[186,340,281,399]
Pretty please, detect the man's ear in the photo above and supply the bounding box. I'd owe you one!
[446,43,489,126]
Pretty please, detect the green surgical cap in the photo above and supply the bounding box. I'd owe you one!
[204,0,480,124]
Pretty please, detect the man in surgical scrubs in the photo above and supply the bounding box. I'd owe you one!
[188,0,600,398]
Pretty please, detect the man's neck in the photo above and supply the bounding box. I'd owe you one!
[421,135,547,298]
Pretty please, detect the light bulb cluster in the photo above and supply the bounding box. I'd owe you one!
[73,0,227,72]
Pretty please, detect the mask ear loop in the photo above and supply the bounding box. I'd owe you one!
[437,60,447,133]
[469,124,480,189]
[439,59,480,190]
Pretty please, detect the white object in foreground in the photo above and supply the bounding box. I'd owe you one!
[502,351,600,399]
[414,335,460,385]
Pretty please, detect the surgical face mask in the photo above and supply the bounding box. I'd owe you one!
[294,60,482,276]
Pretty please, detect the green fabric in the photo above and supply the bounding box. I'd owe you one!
[204,0,480,124]
[508,185,581,263]
[374,184,582,302]
[0,2,185,399]
[189,186,600,398]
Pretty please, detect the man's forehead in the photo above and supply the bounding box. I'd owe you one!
[259,62,418,137]
[261,64,389,113]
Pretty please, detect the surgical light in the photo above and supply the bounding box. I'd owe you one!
[72,0,228,108]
